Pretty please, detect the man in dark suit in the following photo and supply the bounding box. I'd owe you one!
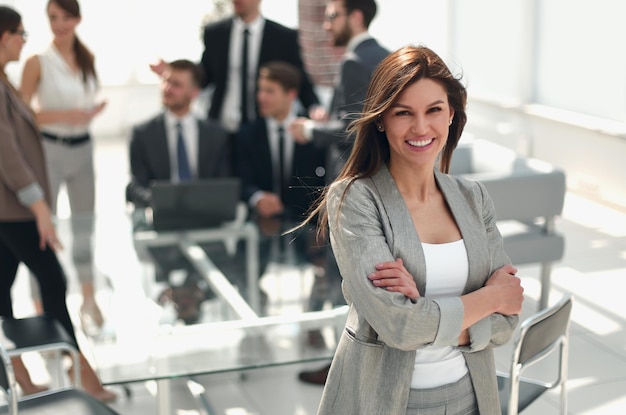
[126,59,231,208]
[290,0,389,180]
[237,61,326,269]
[201,0,323,130]
[289,0,389,386]
[126,60,231,316]
[238,62,326,221]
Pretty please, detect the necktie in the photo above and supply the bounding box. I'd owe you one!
[240,27,250,124]
[277,126,286,197]
[176,122,192,181]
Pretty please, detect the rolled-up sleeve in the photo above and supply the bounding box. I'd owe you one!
[431,297,465,346]
[17,182,44,207]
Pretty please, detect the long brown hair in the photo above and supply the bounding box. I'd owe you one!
[302,45,467,238]
[49,0,97,83]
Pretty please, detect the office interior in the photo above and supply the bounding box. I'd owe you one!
[2,0,626,414]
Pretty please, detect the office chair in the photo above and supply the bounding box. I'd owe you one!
[0,340,119,414]
[497,293,573,415]
[0,316,81,388]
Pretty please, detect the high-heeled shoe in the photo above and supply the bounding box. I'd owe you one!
[68,356,118,403]
[79,299,104,337]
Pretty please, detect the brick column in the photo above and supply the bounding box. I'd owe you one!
[298,0,344,88]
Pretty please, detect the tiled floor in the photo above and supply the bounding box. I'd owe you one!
[10,135,626,414]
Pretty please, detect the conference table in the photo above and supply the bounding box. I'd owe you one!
[83,209,347,415]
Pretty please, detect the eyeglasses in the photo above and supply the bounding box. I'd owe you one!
[324,11,346,22]
[11,29,28,40]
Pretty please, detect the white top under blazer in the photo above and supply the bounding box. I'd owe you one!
[36,44,97,137]
[411,239,470,389]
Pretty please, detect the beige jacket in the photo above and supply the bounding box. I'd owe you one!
[318,165,518,415]
[0,77,51,221]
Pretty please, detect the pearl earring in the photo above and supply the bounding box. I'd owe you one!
[377,124,384,131]
[449,119,453,126]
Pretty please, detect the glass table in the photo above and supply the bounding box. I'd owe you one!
[83,211,347,415]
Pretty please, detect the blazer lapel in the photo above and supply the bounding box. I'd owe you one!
[154,115,171,179]
[371,165,428,295]
[434,170,490,294]
[370,165,488,296]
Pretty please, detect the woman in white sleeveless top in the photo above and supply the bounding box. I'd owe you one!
[20,0,106,336]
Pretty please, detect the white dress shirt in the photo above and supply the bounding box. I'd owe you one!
[220,15,265,132]
[164,111,199,182]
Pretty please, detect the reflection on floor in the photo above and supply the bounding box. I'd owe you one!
[9,136,626,414]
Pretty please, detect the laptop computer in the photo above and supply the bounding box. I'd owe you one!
[150,178,241,231]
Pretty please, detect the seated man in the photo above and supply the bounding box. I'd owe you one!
[126,59,231,209]
[125,59,231,319]
[238,61,326,222]
[237,61,327,268]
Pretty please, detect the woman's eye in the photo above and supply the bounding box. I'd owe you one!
[395,110,410,116]
[428,106,443,113]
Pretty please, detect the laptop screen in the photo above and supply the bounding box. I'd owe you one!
[150,178,241,231]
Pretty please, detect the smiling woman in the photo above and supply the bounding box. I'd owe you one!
[299,45,523,415]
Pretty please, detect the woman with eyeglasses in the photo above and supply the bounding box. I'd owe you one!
[20,0,106,337]
[0,5,115,402]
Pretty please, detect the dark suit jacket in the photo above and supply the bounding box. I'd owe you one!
[126,113,231,207]
[237,118,326,219]
[311,37,389,178]
[0,79,51,221]
[200,17,320,120]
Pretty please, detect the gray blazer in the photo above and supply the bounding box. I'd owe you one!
[319,165,518,415]
[0,79,51,221]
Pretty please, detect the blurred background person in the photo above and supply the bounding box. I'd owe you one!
[151,0,325,176]
[237,61,327,276]
[126,59,231,210]
[19,0,106,335]
[0,5,115,402]
[290,0,388,180]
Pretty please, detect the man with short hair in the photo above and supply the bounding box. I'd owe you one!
[126,60,232,321]
[238,60,326,221]
[126,59,231,208]
[236,61,327,293]
[290,0,389,180]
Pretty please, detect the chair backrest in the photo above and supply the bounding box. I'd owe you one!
[514,294,573,367]
[0,342,18,415]
[450,139,566,222]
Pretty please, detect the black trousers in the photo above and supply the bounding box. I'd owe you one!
[0,220,78,348]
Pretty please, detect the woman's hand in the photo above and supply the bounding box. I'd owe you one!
[30,200,63,252]
[485,264,524,315]
[368,258,420,300]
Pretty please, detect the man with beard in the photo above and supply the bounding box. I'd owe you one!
[290,0,389,386]
[126,60,232,318]
[126,59,231,209]
[289,0,388,180]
